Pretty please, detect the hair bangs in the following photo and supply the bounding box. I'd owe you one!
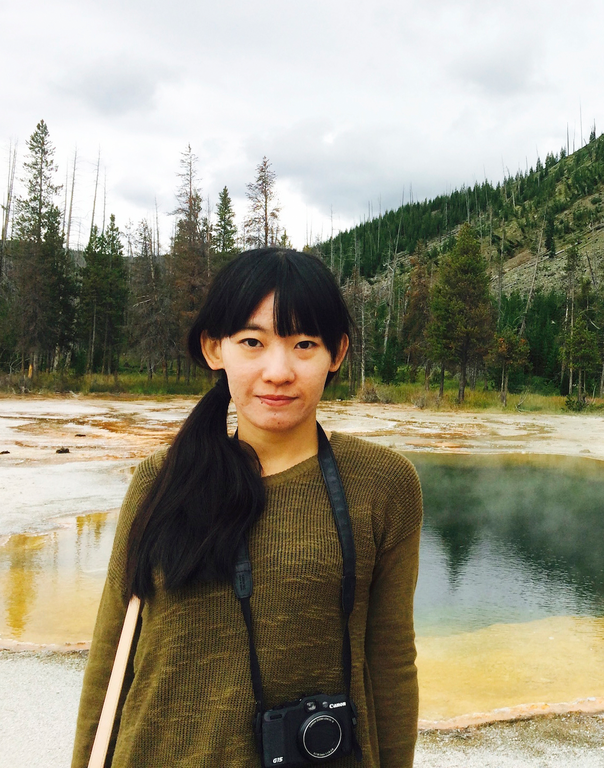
[273,258,343,360]
[188,248,351,367]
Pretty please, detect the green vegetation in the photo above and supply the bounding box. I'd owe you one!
[321,132,604,282]
[312,132,604,409]
[0,124,280,391]
[2,120,604,412]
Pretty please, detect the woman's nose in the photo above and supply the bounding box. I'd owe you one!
[262,346,294,383]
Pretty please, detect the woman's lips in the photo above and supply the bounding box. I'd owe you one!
[257,395,296,406]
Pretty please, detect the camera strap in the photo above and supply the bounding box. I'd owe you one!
[233,423,361,761]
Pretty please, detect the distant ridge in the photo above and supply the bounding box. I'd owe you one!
[318,131,604,295]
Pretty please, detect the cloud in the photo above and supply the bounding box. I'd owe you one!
[244,120,464,225]
[56,58,173,117]
[4,0,604,250]
[455,51,537,98]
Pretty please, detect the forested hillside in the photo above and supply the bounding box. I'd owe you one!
[319,128,604,289]
[2,119,604,406]
[315,130,604,405]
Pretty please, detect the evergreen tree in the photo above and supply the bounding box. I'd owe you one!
[245,156,281,248]
[168,145,208,381]
[12,120,76,375]
[103,215,129,374]
[428,224,494,402]
[214,186,238,256]
[544,210,555,259]
[490,328,529,406]
[563,315,599,401]
[277,229,293,249]
[129,221,174,382]
[78,216,128,374]
[402,257,431,387]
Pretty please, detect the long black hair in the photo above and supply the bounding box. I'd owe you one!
[126,248,352,599]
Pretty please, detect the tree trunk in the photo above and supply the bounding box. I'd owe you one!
[360,299,366,391]
[102,315,109,374]
[458,358,467,403]
[497,224,505,327]
[88,302,97,374]
[502,369,509,408]
[519,226,544,338]
[439,362,445,398]
[424,361,431,391]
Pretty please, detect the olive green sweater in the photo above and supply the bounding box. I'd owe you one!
[72,432,422,768]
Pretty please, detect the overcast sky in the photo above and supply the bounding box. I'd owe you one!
[2,0,604,250]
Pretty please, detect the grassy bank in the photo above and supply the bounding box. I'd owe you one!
[0,372,212,397]
[357,379,602,414]
[0,372,601,414]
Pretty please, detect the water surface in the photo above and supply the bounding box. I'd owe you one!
[2,452,604,720]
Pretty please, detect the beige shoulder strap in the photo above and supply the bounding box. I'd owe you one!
[88,595,141,768]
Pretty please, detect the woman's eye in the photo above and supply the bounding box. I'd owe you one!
[241,338,262,348]
[296,340,317,350]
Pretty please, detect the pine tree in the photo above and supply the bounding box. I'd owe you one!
[490,328,529,406]
[103,215,129,375]
[214,186,238,256]
[245,156,281,248]
[544,210,555,259]
[168,145,208,381]
[428,224,494,402]
[562,244,580,393]
[563,315,599,401]
[78,216,128,374]
[402,257,431,387]
[12,120,76,375]
[130,221,174,382]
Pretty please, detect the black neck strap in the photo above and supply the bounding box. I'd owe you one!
[233,423,357,723]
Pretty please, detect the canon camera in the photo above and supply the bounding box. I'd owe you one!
[259,692,358,767]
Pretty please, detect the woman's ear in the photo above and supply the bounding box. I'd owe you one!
[200,332,224,371]
[329,334,350,373]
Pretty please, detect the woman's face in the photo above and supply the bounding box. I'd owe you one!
[202,292,348,438]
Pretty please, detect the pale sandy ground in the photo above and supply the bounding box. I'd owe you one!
[1,396,604,767]
[1,395,603,460]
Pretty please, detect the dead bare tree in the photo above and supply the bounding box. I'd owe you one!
[519,224,545,338]
[89,149,100,240]
[65,148,77,254]
[1,140,18,272]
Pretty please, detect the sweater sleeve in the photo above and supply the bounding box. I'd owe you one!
[71,450,165,768]
[365,526,421,768]
[364,450,422,768]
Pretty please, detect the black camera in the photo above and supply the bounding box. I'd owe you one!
[259,692,358,767]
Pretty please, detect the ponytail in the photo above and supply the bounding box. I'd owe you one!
[126,371,265,599]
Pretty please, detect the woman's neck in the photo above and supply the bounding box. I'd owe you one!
[237,419,327,476]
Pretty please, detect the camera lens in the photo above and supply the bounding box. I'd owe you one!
[300,714,342,759]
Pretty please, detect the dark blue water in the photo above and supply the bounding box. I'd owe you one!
[411,453,604,636]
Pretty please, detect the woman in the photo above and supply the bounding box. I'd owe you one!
[72,248,423,768]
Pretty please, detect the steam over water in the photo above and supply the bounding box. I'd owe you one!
[412,453,604,723]
[414,453,604,634]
